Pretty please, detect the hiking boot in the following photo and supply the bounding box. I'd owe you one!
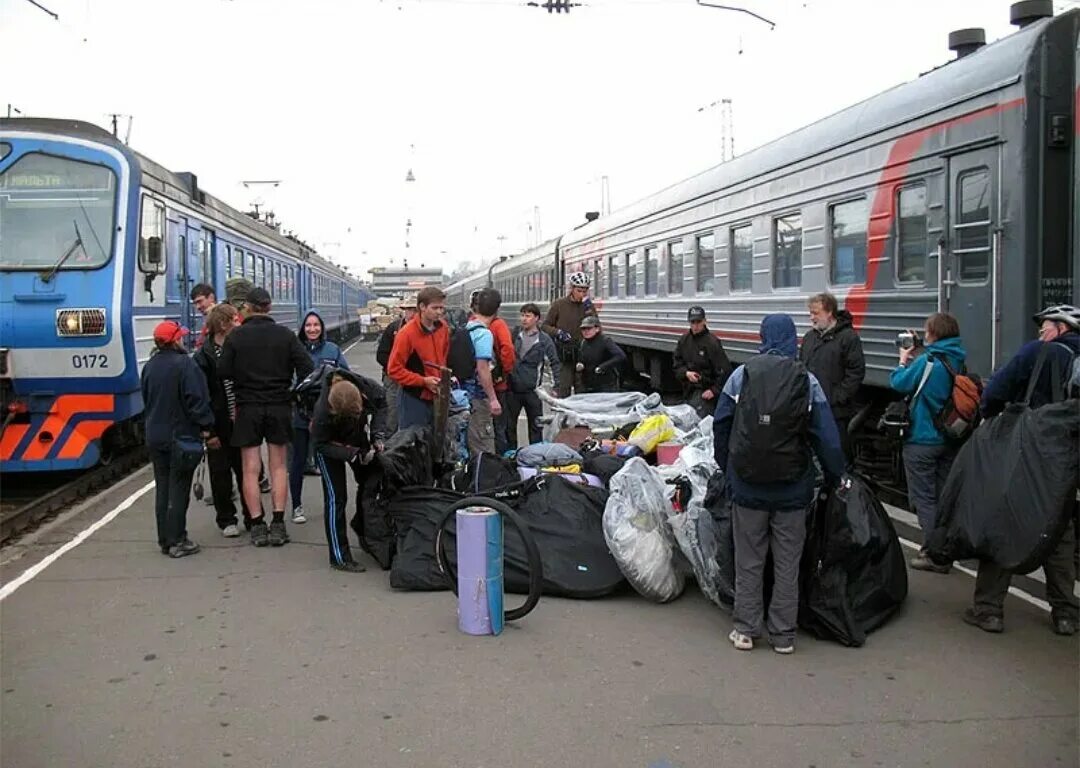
[221,524,241,538]
[330,560,366,573]
[268,520,289,547]
[259,477,271,494]
[168,539,200,558]
[963,608,1004,633]
[250,521,270,547]
[1052,616,1078,636]
[909,552,951,574]
[291,506,307,524]
[729,629,753,651]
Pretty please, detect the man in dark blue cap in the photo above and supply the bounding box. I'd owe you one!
[673,305,732,418]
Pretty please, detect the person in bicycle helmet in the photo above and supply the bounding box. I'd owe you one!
[542,270,597,397]
[964,304,1080,637]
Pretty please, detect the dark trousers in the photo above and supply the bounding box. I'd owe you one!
[315,451,371,566]
[557,362,577,398]
[207,444,253,529]
[902,442,957,536]
[973,517,1079,621]
[507,389,544,449]
[493,390,511,455]
[398,391,433,430]
[687,389,717,420]
[835,416,853,466]
[150,444,201,550]
[289,426,310,512]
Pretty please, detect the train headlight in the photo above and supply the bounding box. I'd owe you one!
[56,308,107,337]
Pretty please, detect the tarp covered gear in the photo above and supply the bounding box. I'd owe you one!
[537,390,701,442]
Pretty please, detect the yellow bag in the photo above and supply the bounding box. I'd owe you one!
[541,464,582,474]
[627,415,676,454]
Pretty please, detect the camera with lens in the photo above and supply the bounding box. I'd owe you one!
[895,330,922,350]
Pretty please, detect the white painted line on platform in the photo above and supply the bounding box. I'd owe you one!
[0,480,155,602]
[342,337,366,355]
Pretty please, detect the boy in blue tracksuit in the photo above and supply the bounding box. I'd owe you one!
[888,312,967,572]
[290,310,350,524]
[713,314,846,654]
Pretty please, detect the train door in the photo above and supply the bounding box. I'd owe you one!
[944,145,999,376]
[185,222,207,343]
[165,215,197,336]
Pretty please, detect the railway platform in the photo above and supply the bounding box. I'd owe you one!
[1,342,1077,768]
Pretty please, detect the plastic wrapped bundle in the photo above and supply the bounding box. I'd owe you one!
[602,458,685,602]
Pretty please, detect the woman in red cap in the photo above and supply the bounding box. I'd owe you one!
[141,320,218,557]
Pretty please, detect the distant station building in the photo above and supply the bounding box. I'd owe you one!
[369,266,445,298]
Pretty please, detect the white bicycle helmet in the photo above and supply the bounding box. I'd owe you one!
[1033,304,1080,332]
[568,271,591,289]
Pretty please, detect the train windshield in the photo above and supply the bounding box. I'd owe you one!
[0,151,117,271]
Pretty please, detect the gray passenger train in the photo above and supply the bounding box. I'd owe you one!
[446,4,1078,479]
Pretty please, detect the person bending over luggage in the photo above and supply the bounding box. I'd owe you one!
[507,303,560,449]
[460,288,504,457]
[888,312,967,573]
[576,316,626,393]
[713,314,846,655]
[311,373,389,572]
[960,304,1080,637]
[799,292,865,464]
[289,310,351,526]
[673,305,732,419]
[142,320,218,558]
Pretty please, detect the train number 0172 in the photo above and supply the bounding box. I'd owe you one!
[72,354,108,369]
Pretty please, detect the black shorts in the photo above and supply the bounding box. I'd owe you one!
[232,403,293,448]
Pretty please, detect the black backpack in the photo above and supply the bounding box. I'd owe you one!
[447,324,505,386]
[729,354,812,484]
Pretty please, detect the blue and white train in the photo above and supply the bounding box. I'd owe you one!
[0,118,371,472]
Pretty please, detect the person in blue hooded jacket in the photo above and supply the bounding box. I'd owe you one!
[713,314,846,654]
[888,311,967,573]
[290,311,350,524]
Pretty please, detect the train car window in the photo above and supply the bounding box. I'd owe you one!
[730,225,753,292]
[626,252,638,297]
[645,247,659,295]
[830,198,868,285]
[956,169,990,282]
[773,214,803,289]
[608,255,620,298]
[668,241,684,295]
[593,260,602,297]
[138,197,166,274]
[200,229,214,284]
[696,233,715,294]
[224,245,232,276]
[256,256,265,288]
[246,252,255,279]
[896,184,928,284]
[275,262,283,298]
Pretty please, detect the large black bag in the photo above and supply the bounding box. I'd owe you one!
[927,398,1080,573]
[702,471,735,607]
[438,452,522,495]
[729,355,810,484]
[798,475,908,647]
[388,476,626,598]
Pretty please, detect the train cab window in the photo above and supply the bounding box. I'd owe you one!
[896,184,928,284]
[696,233,715,293]
[626,252,638,297]
[830,198,868,285]
[608,255,620,298]
[668,241,684,295]
[730,225,753,292]
[955,169,990,282]
[645,247,659,295]
[138,197,166,274]
[773,214,803,289]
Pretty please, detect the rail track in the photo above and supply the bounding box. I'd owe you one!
[0,448,149,545]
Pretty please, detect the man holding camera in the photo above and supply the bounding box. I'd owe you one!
[888,312,967,572]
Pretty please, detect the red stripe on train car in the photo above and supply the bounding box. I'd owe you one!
[21,395,115,462]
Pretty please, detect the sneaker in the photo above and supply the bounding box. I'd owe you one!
[963,607,1004,633]
[204,495,215,506]
[268,520,289,547]
[1052,616,1078,636]
[291,506,307,524]
[909,552,951,574]
[729,629,753,651]
[259,477,271,494]
[250,521,269,547]
[771,642,795,655]
[303,464,321,476]
[221,524,241,538]
[168,539,200,558]
[331,560,367,573]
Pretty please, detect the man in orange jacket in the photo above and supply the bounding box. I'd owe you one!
[387,286,450,430]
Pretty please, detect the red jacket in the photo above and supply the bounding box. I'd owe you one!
[387,315,450,401]
[490,317,516,393]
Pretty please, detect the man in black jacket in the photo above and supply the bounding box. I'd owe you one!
[218,288,314,547]
[375,295,417,435]
[311,371,388,572]
[673,306,733,419]
[799,293,865,464]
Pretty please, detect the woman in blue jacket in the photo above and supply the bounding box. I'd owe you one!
[290,311,350,523]
[888,312,967,573]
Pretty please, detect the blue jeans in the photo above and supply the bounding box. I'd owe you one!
[150,443,202,550]
[398,391,433,431]
[902,442,957,536]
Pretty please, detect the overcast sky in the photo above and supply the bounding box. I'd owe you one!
[3,0,1072,280]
